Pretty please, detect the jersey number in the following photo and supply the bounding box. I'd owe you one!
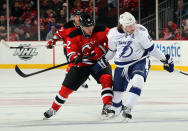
[67,41,71,49]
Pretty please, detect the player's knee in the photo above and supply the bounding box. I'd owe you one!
[99,74,113,88]
[132,74,144,89]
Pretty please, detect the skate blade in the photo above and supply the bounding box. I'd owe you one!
[100,113,115,120]
[121,117,131,123]
[43,117,49,120]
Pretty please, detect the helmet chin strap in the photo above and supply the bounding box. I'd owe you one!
[80,26,91,38]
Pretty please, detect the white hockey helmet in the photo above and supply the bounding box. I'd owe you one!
[119,12,136,27]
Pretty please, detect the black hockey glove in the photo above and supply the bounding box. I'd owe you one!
[91,56,107,74]
[161,54,174,72]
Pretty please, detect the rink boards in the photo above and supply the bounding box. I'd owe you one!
[0,40,188,71]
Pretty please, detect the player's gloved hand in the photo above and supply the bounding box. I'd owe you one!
[91,56,107,74]
[91,47,104,60]
[74,56,82,64]
[46,39,56,49]
[161,54,174,72]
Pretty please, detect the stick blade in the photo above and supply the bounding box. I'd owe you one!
[179,71,188,76]
[15,65,28,78]
[175,68,188,76]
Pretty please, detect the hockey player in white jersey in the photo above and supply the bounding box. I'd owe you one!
[102,12,174,120]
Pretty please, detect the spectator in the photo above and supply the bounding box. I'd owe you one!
[45,9,56,23]
[85,0,99,19]
[62,2,67,13]
[11,1,23,18]
[174,0,186,25]
[162,20,178,33]
[56,9,66,26]
[96,0,108,25]
[174,28,187,40]
[18,28,31,41]
[181,17,188,34]
[20,3,37,27]
[184,32,188,40]
[0,3,7,16]
[46,25,56,40]
[50,0,63,16]
[0,15,7,40]
[162,27,175,40]
[0,26,7,40]
[149,30,156,40]
[0,15,6,27]
[107,0,118,17]
[7,26,19,41]
[159,32,165,40]
[120,0,138,18]
[47,17,59,32]
[40,0,50,13]
[40,24,47,41]
[71,0,83,16]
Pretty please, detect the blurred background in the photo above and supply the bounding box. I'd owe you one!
[0,0,187,41]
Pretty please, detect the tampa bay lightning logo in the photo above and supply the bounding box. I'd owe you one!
[119,41,133,58]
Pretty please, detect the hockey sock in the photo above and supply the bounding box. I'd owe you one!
[112,91,125,107]
[111,91,124,115]
[99,74,113,105]
[52,86,74,111]
[125,74,144,109]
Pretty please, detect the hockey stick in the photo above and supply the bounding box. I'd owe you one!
[1,39,10,48]
[121,55,188,76]
[15,54,96,78]
[174,68,188,76]
[120,55,149,68]
[15,61,74,78]
[1,39,63,49]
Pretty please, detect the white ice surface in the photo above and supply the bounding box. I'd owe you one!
[0,69,188,131]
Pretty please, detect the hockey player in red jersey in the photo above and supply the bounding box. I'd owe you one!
[43,12,114,119]
[46,10,88,88]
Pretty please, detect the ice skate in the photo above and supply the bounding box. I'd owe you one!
[101,104,115,120]
[122,106,132,121]
[43,108,57,120]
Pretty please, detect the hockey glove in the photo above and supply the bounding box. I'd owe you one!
[46,39,56,49]
[161,54,174,72]
[92,56,107,74]
[91,47,105,60]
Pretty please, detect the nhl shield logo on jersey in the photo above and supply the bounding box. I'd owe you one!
[13,44,38,61]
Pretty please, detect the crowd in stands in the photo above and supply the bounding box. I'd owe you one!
[0,0,187,41]
[157,0,188,40]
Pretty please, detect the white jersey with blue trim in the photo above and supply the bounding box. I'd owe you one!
[106,24,165,67]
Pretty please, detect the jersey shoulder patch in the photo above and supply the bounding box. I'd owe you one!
[93,25,107,33]
[68,28,82,38]
[63,21,75,29]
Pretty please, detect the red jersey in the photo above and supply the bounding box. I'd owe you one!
[53,21,79,48]
[66,25,109,67]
